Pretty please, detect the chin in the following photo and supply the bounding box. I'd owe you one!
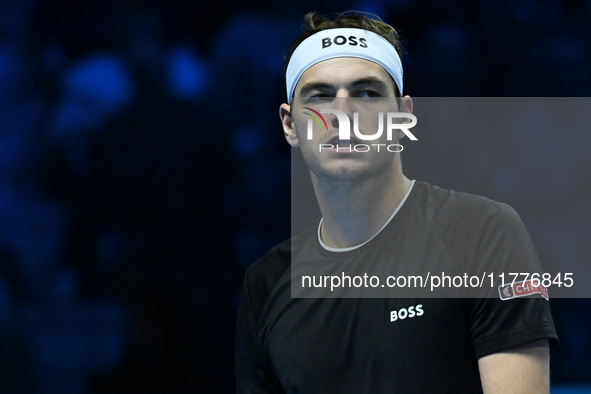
[314,163,377,183]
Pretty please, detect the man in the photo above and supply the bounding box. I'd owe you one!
[236,11,557,393]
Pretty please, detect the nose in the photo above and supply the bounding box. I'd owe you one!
[327,97,356,134]
[335,88,350,99]
[332,90,355,111]
[330,94,355,126]
[331,114,339,128]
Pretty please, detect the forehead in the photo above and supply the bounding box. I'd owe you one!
[295,57,394,93]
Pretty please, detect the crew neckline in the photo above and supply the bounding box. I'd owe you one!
[318,179,416,253]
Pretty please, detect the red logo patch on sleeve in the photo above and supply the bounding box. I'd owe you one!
[498,280,549,301]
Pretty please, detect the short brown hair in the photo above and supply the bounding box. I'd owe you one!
[285,11,405,97]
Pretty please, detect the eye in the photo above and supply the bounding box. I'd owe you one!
[305,92,334,103]
[357,90,381,98]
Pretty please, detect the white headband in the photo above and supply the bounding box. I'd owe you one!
[285,28,403,101]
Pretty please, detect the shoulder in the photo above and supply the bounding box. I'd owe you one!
[407,181,537,274]
[411,181,523,231]
[241,226,314,303]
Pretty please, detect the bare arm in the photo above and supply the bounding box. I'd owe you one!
[478,340,550,394]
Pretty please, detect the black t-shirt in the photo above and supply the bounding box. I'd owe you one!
[236,181,558,393]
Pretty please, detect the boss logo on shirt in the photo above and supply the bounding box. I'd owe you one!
[322,35,368,48]
[390,304,423,322]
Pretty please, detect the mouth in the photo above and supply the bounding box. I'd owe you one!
[326,135,362,147]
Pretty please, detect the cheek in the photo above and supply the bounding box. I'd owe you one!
[355,112,383,135]
[292,116,304,132]
[293,117,323,141]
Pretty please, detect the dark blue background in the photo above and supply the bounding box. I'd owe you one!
[0,0,589,392]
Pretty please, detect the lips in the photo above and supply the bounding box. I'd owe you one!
[326,134,362,146]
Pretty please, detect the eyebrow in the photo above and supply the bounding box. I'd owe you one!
[298,82,333,96]
[297,77,391,96]
[351,77,390,90]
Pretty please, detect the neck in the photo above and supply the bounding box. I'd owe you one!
[312,155,411,249]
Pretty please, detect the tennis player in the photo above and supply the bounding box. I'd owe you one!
[236,11,557,393]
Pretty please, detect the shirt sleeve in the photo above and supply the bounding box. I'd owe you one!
[235,274,285,393]
[463,202,558,358]
[467,297,558,359]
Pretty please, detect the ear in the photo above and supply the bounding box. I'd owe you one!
[399,95,413,114]
[279,103,299,148]
[396,95,414,140]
